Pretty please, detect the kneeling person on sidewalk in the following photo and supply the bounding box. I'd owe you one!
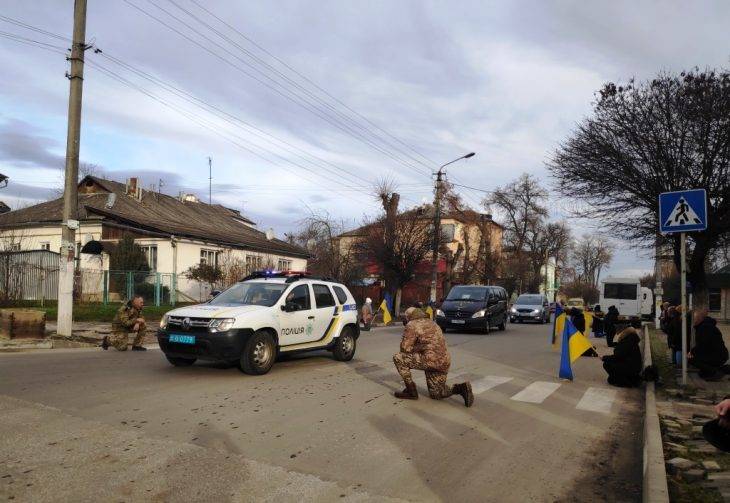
[393,306,473,407]
[102,295,147,351]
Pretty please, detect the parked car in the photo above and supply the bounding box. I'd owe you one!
[157,271,360,375]
[435,285,509,334]
[509,294,550,324]
[565,298,585,311]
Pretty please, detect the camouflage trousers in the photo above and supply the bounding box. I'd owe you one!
[108,326,146,351]
[393,352,453,399]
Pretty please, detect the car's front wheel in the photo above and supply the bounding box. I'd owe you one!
[240,330,276,375]
[332,327,356,361]
[166,355,196,367]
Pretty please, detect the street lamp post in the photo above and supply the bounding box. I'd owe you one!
[429,152,475,303]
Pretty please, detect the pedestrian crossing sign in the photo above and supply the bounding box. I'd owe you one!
[659,189,707,233]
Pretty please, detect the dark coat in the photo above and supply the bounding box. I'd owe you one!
[603,330,643,386]
[570,308,585,333]
[667,314,691,351]
[604,306,619,335]
[691,317,729,367]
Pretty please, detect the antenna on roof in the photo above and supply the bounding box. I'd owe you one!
[207,157,212,205]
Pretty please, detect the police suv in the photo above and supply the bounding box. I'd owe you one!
[157,271,360,375]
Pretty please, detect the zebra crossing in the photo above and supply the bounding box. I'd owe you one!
[347,361,619,415]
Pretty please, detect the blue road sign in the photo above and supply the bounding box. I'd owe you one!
[659,189,707,233]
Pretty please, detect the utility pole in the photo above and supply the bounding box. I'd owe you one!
[429,171,443,303]
[429,152,475,303]
[654,235,663,327]
[544,249,549,300]
[57,0,88,337]
[208,157,212,204]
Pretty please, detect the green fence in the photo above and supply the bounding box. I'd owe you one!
[103,270,178,307]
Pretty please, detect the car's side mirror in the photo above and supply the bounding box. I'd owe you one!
[281,302,299,312]
[487,296,497,306]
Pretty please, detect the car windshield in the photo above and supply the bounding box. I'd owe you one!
[209,282,288,307]
[516,295,543,305]
[446,286,488,301]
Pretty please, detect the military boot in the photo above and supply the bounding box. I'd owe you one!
[394,382,418,400]
[453,382,474,407]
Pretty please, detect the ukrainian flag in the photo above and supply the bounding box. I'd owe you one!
[380,299,392,325]
[425,305,434,319]
[584,312,593,337]
[558,317,593,380]
[551,304,566,347]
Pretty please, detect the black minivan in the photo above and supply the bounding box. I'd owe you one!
[435,284,509,333]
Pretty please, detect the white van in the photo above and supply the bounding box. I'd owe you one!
[599,277,653,319]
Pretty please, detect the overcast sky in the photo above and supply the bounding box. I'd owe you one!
[1,0,729,277]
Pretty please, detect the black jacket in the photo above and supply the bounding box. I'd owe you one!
[667,314,691,350]
[604,330,643,377]
[691,317,728,366]
[570,308,585,333]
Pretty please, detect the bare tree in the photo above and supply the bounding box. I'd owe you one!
[525,222,572,292]
[294,211,363,284]
[548,68,730,307]
[486,174,549,295]
[571,235,613,288]
[359,185,432,315]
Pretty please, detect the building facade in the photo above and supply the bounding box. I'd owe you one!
[0,176,308,302]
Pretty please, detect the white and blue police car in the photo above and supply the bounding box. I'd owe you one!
[157,271,360,375]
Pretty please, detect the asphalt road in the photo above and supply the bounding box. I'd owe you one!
[0,320,643,502]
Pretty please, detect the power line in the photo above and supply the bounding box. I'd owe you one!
[123,0,429,179]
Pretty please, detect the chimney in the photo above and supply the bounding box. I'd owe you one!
[126,177,137,196]
[125,178,142,201]
[265,228,275,240]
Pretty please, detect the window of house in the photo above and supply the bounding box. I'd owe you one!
[441,223,456,242]
[709,288,722,312]
[245,255,263,274]
[277,259,292,271]
[312,284,335,308]
[200,249,219,268]
[140,245,158,271]
[39,242,51,251]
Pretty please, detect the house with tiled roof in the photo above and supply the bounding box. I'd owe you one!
[0,176,308,301]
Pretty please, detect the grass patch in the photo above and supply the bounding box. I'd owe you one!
[650,328,679,389]
[1,301,193,322]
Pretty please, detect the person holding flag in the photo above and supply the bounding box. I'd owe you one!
[378,294,393,325]
[558,315,595,381]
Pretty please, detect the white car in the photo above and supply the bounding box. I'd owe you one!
[157,272,360,375]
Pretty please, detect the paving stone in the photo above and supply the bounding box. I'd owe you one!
[708,472,730,481]
[677,419,693,427]
[693,413,715,420]
[665,442,689,454]
[693,446,721,455]
[667,457,696,474]
[683,469,706,483]
[663,420,682,429]
[703,461,722,471]
[668,432,691,441]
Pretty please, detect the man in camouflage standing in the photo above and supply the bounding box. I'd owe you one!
[102,295,147,352]
[393,307,474,407]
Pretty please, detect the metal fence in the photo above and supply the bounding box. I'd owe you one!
[0,250,59,305]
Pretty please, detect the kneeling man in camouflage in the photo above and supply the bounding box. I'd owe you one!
[102,295,147,352]
[393,307,474,407]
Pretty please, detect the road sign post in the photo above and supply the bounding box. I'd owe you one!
[659,189,707,386]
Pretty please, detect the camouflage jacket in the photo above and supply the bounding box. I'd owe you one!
[400,318,451,372]
[112,305,142,334]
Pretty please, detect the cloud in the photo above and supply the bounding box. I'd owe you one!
[0,118,64,170]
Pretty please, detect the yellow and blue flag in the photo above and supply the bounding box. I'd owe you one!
[425,305,434,319]
[551,304,566,347]
[379,293,393,325]
[558,317,593,380]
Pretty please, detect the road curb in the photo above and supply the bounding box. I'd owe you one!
[642,324,669,503]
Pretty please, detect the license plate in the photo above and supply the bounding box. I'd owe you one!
[169,334,195,345]
[451,320,466,324]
